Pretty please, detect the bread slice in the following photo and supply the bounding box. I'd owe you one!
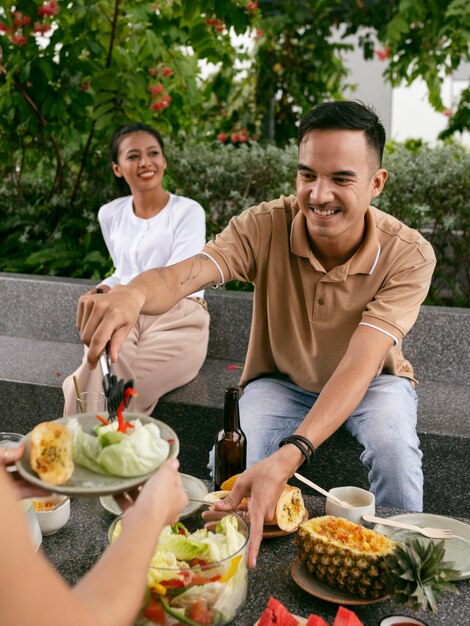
[265,485,306,532]
[30,422,74,486]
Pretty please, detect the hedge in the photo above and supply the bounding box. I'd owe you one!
[0,140,468,306]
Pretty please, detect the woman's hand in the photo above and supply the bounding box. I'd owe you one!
[0,444,50,499]
[120,459,188,527]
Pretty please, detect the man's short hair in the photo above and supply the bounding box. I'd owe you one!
[298,100,386,167]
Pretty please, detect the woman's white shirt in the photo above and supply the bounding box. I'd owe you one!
[98,193,206,298]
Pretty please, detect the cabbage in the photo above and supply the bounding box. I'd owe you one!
[69,418,169,477]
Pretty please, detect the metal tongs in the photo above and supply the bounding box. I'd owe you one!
[99,341,134,422]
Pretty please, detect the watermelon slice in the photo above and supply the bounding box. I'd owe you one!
[333,606,364,626]
[306,615,329,626]
[258,597,299,626]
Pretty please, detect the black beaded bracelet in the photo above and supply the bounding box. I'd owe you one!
[279,435,314,467]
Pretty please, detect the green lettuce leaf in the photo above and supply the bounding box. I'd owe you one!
[68,418,169,477]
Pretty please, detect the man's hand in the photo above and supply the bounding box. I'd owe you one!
[214,449,300,568]
[77,285,145,368]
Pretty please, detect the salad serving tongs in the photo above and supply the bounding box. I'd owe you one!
[99,341,134,422]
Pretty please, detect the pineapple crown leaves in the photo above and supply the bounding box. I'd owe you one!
[384,537,461,613]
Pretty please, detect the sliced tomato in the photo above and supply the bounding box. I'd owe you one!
[188,598,214,625]
[188,558,208,567]
[143,596,166,625]
[159,577,187,589]
[190,574,221,585]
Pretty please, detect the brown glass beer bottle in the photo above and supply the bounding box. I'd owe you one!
[214,387,247,490]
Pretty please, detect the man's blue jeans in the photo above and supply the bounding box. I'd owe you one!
[234,374,422,511]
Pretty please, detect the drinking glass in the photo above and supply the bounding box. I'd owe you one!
[0,432,24,472]
[76,390,107,414]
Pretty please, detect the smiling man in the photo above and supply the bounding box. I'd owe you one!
[77,101,436,568]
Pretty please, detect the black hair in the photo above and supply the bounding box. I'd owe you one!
[298,100,386,167]
[109,122,165,196]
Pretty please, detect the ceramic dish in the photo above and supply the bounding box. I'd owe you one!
[373,513,470,581]
[291,557,388,606]
[100,473,209,517]
[32,494,70,535]
[15,413,179,497]
[379,615,429,625]
[263,508,310,538]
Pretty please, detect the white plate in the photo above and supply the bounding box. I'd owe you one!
[291,557,388,606]
[373,513,470,581]
[15,413,179,497]
[100,473,209,517]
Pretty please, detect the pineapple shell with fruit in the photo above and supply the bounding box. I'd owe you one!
[295,516,396,599]
[296,516,461,610]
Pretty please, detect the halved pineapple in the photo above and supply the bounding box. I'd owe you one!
[295,515,396,599]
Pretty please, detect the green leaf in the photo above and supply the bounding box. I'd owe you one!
[182,1,201,26]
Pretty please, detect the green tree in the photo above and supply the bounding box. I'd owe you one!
[245,0,470,143]
[0,0,257,275]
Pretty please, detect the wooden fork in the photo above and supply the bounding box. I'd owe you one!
[362,514,454,539]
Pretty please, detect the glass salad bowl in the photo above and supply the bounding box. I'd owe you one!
[108,500,249,626]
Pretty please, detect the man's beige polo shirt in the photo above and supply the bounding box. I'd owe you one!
[203,195,436,392]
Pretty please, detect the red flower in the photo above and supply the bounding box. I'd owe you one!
[443,108,453,117]
[150,101,165,111]
[37,2,60,17]
[148,84,164,94]
[255,29,264,39]
[217,133,229,143]
[13,12,32,27]
[11,34,28,46]
[148,68,157,76]
[246,1,259,13]
[160,66,173,77]
[161,94,172,107]
[374,47,390,61]
[0,22,11,35]
[33,22,52,34]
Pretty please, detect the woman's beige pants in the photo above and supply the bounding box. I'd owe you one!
[62,298,210,416]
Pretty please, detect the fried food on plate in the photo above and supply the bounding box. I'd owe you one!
[30,422,74,486]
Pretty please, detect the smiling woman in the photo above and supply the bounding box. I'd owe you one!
[62,122,210,417]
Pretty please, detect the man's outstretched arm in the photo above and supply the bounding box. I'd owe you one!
[77,253,223,367]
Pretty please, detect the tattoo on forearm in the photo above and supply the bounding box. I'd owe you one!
[179,256,204,287]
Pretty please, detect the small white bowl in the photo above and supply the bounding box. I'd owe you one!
[32,495,70,535]
[379,615,429,625]
[325,486,375,525]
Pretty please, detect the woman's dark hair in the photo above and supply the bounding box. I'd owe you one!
[109,122,165,196]
[298,100,386,167]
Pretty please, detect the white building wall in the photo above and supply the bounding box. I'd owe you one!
[340,30,469,146]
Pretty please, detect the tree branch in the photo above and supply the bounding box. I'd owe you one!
[70,0,120,206]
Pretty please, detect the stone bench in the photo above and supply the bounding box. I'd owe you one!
[0,272,469,517]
